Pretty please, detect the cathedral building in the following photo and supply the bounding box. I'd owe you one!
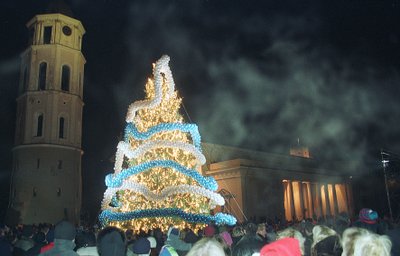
[202,143,354,223]
[9,3,85,224]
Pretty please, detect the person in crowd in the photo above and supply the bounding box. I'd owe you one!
[183,229,199,245]
[14,225,35,255]
[352,208,379,233]
[231,225,245,245]
[259,237,302,256]
[159,244,178,256]
[128,237,151,256]
[256,223,268,244]
[334,212,350,236]
[203,225,216,238]
[76,231,98,256]
[186,237,226,256]
[164,227,192,256]
[25,231,47,256]
[215,231,233,256]
[152,228,164,255]
[386,224,400,256]
[341,227,391,256]
[96,226,126,256]
[39,228,54,253]
[310,225,341,256]
[232,222,265,256]
[39,220,78,256]
[276,227,305,255]
[146,236,157,256]
[0,224,12,256]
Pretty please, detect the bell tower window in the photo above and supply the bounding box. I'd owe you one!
[59,117,65,138]
[43,26,52,44]
[61,65,70,91]
[36,114,43,137]
[38,62,47,90]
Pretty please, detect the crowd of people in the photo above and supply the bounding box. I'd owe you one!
[0,208,398,256]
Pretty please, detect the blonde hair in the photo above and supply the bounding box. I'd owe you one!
[311,225,338,248]
[276,227,305,255]
[341,227,392,256]
[310,225,340,256]
[186,237,226,256]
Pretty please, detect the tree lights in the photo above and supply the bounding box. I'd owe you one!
[99,55,236,233]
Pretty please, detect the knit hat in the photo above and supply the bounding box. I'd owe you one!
[147,236,157,249]
[204,225,216,237]
[260,238,302,256]
[220,231,233,246]
[54,220,76,240]
[131,237,151,255]
[359,208,378,224]
[98,230,126,256]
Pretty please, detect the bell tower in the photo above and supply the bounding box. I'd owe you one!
[9,3,85,224]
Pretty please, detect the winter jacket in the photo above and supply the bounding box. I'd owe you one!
[39,239,79,256]
[164,233,191,255]
[76,246,99,256]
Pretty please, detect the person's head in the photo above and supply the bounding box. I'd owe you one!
[186,238,225,256]
[167,227,180,237]
[358,208,378,224]
[232,225,244,238]
[34,231,46,244]
[311,225,341,256]
[341,227,370,256]
[276,227,305,255]
[245,222,258,235]
[257,223,267,238]
[54,220,76,241]
[352,232,392,256]
[97,226,126,256]
[22,225,34,238]
[203,225,216,237]
[311,225,337,249]
[130,237,151,256]
[259,237,302,256]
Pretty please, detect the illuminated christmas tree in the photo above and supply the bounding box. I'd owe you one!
[99,55,236,232]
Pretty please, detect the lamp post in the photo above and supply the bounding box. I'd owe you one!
[381,150,393,221]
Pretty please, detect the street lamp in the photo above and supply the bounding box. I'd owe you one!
[381,150,393,221]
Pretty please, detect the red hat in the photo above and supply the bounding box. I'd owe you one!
[203,225,216,237]
[260,238,301,256]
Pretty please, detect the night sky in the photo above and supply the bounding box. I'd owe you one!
[1,0,399,220]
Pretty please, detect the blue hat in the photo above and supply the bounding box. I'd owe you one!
[131,237,151,255]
